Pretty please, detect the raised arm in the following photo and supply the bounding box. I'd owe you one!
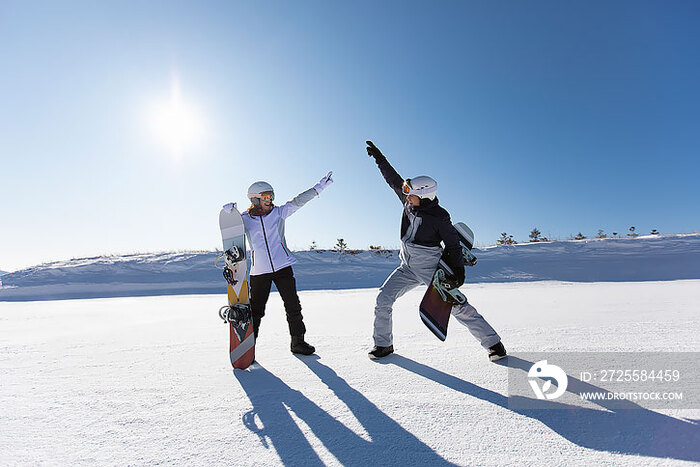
[366,141,405,202]
[278,172,333,219]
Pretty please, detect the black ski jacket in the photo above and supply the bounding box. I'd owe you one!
[373,155,465,272]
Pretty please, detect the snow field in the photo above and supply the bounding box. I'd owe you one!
[1,280,699,466]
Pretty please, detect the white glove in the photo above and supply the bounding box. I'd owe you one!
[314,171,333,194]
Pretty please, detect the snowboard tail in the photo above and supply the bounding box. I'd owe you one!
[226,281,255,369]
[419,222,476,340]
[419,287,450,341]
[230,326,255,367]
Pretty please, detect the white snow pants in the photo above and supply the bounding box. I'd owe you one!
[373,242,501,348]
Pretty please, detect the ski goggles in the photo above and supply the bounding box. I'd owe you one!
[402,179,413,195]
[247,191,274,202]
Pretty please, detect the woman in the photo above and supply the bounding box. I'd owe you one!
[242,172,333,355]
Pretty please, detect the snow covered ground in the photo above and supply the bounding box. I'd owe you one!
[1,234,698,301]
[1,280,698,466]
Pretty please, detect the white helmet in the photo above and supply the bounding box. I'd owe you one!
[247,181,274,205]
[403,176,437,200]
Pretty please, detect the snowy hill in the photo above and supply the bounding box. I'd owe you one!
[0,234,698,302]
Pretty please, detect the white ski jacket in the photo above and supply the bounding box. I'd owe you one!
[242,186,321,276]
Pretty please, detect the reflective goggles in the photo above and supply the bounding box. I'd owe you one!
[402,179,413,195]
[248,191,275,202]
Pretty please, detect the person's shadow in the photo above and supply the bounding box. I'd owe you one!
[383,354,699,463]
[235,357,456,466]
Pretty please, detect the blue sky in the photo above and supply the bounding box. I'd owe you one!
[1,1,699,271]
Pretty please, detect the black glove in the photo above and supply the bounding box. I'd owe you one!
[366,140,385,161]
[447,267,465,289]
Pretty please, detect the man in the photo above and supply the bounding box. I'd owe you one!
[365,141,506,361]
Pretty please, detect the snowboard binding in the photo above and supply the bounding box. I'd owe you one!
[222,267,237,286]
[219,304,252,326]
[462,246,478,267]
[215,246,246,286]
[215,246,245,268]
[224,246,245,264]
[432,269,467,305]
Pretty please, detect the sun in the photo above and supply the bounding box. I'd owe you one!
[146,76,206,160]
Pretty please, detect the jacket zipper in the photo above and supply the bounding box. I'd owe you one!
[405,211,419,243]
[409,215,418,242]
[259,216,276,272]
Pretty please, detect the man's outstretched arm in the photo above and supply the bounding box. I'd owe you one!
[366,140,405,202]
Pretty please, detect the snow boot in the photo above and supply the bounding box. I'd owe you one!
[368,345,394,360]
[488,341,507,361]
[291,335,315,355]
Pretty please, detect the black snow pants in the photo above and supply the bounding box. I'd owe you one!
[249,266,306,338]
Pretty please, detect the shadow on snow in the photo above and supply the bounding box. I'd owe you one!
[234,356,455,466]
[234,354,699,464]
[386,354,700,463]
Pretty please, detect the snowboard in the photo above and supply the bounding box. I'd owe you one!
[218,203,255,369]
[419,222,477,341]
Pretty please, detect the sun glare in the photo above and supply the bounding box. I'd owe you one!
[147,76,206,160]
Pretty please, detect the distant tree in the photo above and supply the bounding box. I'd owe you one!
[529,228,542,242]
[498,232,517,245]
[612,232,618,238]
[627,226,638,238]
[596,229,607,238]
[334,238,348,253]
[650,229,659,235]
[574,232,587,240]
[369,245,382,250]
[309,241,317,250]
